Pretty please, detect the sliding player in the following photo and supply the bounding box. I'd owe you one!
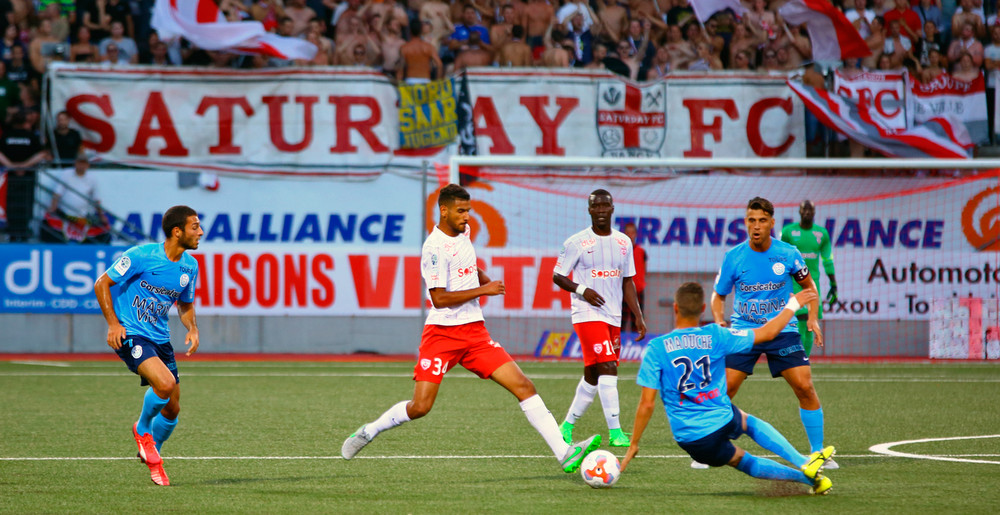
[622,282,835,495]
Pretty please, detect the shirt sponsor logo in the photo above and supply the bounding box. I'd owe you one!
[140,280,182,299]
[737,281,784,292]
[456,265,476,277]
[591,269,622,278]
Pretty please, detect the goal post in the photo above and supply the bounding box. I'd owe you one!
[442,156,1000,360]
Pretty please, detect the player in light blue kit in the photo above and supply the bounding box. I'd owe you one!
[94,205,202,486]
[622,283,835,495]
[710,197,836,469]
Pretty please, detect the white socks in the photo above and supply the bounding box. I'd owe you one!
[564,376,598,425]
[597,375,621,430]
[367,400,411,438]
[520,394,571,459]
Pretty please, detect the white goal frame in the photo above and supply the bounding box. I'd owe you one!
[448,156,1000,184]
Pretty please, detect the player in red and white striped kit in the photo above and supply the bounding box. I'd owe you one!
[554,189,647,447]
[341,184,601,473]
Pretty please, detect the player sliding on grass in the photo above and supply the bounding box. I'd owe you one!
[94,205,203,486]
[622,282,836,495]
[553,189,646,448]
[704,197,837,469]
[341,184,601,472]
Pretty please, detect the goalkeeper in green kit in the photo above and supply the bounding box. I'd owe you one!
[780,200,836,356]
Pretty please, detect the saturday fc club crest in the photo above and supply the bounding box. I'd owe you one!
[597,81,666,157]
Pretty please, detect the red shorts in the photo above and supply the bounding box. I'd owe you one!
[413,321,513,384]
[574,321,621,367]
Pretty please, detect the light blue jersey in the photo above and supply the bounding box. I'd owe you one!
[637,324,756,443]
[106,242,198,343]
[714,240,808,333]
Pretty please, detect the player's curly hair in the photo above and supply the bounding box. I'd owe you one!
[162,205,198,238]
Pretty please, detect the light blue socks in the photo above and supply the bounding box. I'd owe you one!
[799,407,825,454]
[736,453,812,485]
[136,387,169,436]
[746,414,808,468]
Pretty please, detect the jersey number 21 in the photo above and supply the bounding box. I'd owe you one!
[671,356,711,392]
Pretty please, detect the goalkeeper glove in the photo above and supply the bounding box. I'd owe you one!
[825,282,838,305]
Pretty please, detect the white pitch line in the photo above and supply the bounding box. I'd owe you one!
[2,453,998,462]
[9,361,71,367]
[1,371,1000,383]
[869,435,1000,465]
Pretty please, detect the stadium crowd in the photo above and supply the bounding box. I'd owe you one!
[0,0,998,87]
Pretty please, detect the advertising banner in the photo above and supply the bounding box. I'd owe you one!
[17,171,1000,321]
[0,244,125,313]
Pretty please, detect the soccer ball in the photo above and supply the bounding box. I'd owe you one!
[580,450,621,488]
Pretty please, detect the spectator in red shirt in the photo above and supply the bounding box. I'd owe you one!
[621,221,647,334]
[883,0,922,44]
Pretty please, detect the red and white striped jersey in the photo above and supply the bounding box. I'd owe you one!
[421,225,484,326]
[554,227,636,325]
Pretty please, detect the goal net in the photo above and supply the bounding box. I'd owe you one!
[441,156,1000,361]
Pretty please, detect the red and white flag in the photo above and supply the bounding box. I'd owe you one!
[691,0,746,23]
[778,0,870,61]
[152,0,316,60]
[788,81,972,159]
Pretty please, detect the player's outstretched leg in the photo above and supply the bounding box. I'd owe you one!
[736,452,832,494]
[561,377,597,443]
[744,414,808,468]
[341,400,411,460]
[597,375,629,447]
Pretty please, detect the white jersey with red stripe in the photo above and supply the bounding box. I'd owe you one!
[554,226,635,325]
[421,224,484,326]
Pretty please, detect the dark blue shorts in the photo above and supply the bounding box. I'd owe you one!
[115,335,179,387]
[677,405,745,467]
[725,332,809,378]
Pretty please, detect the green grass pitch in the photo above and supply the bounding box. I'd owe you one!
[1,360,999,513]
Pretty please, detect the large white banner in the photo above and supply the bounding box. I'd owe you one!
[48,66,807,174]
